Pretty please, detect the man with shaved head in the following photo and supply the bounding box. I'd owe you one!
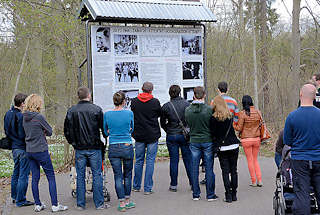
[284,84,320,214]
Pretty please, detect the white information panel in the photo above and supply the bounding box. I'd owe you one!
[91,26,204,111]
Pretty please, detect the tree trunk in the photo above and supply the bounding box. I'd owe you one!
[252,1,259,108]
[292,0,301,109]
[260,0,269,117]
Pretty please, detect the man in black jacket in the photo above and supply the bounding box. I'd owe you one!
[64,87,106,210]
[131,82,161,195]
[160,85,192,192]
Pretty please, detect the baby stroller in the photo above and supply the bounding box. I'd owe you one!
[273,146,319,214]
[70,152,111,202]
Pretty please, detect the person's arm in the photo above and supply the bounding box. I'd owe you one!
[63,112,73,144]
[17,114,25,140]
[284,116,293,146]
[234,111,244,132]
[103,113,109,137]
[160,105,168,132]
[39,114,52,137]
[233,101,240,124]
[209,116,217,141]
[156,99,161,118]
[130,111,134,134]
[99,109,107,139]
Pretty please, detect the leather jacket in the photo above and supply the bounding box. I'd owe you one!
[235,106,261,139]
[160,97,190,135]
[64,100,105,150]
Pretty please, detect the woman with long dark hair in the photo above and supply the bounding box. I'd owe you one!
[235,95,263,187]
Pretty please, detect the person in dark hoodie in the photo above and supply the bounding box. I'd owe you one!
[4,93,34,207]
[23,94,68,213]
[160,85,192,192]
[210,96,240,203]
[131,82,161,195]
[185,86,218,201]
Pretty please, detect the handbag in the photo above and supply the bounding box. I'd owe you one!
[169,102,190,142]
[257,111,271,141]
[0,137,12,150]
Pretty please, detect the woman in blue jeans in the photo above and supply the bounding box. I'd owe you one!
[104,91,135,212]
[22,94,67,212]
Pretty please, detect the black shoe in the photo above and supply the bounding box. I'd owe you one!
[223,198,232,203]
[18,200,35,207]
[232,193,237,201]
[224,192,232,203]
[169,187,177,192]
[200,179,206,185]
[12,199,16,204]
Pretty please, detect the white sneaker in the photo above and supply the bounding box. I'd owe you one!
[52,203,68,212]
[35,204,46,212]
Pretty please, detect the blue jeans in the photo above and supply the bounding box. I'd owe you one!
[166,134,192,188]
[133,141,158,192]
[190,142,215,199]
[27,150,57,206]
[11,149,30,206]
[275,152,282,168]
[108,143,134,201]
[291,160,320,215]
[75,149,104,208]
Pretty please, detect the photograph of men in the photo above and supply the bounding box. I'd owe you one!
[96,27,110,53]
[122,90,139,109]
[182,35,202,55]
[183,87,195,102]
[114,35,138,55]
[115,62,139,83]
[183,62,203,80]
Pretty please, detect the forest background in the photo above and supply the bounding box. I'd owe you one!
[0,0,318,151]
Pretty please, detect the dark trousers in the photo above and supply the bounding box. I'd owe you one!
[291,159,320,215]
[218,148,239,197]
[166,134,192,188]
[27,150,57,206]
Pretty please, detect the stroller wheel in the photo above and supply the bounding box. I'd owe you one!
[72,190,77,198]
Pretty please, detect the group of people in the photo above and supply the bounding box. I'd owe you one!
[7,78,320,214]
[4,81,267,212]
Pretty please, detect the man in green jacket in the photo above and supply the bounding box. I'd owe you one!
[185,86,218,201]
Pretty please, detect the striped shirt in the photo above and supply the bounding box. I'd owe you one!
[221,94,239,123]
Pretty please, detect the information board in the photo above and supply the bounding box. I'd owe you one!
[91,25,204,111]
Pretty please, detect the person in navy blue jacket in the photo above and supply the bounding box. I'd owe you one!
[4,93,34,207]
[284,84,320,215]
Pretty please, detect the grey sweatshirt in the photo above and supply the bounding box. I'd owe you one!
[23,111,52,153]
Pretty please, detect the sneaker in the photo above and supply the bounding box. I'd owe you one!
[17,200,34,207]
[96,203,111,210]
[193,197,201,201]
[35,204,46,212]
[257,181,263,187]
[75,206,85,211]
[208,195,219,202]
[117,203,126,212]
[249,182,257,187]
[144,190,154,195]
[125,201,136,209]
[169,187,177,192]
[52,203,68,212]
[132,188,140,192]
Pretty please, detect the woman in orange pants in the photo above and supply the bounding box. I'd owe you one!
[235,95,263,187]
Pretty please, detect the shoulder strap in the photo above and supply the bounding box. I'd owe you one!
[169,102,186,129]
[222,119,233,143]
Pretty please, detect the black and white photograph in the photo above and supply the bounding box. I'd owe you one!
[122,90,139,109]
[96,27,111,53]
[115,62,139,83]
[182,62,203,80]
[114,35,138,55]
[182,35,202,55]
[183,87,194,102]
